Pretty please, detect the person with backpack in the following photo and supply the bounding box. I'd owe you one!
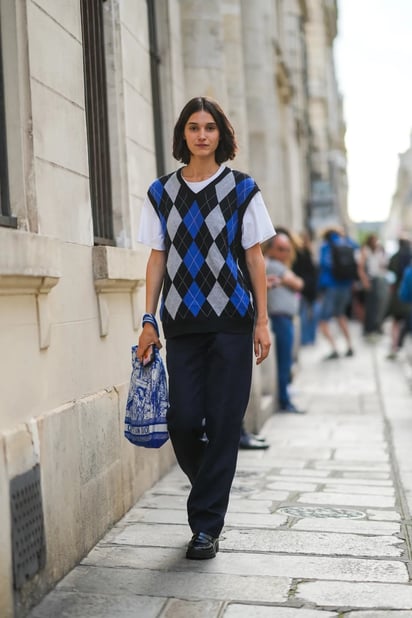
[317,226,359,360]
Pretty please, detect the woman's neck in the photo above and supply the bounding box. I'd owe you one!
[182,160,221,182]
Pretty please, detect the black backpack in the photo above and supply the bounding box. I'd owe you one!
[330,243,358,281]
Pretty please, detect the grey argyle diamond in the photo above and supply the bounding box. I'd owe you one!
[164,174,180,203]
[168,205,182,241]
[167,245,181,280]
[164,283,182,319]
[215,171,236,202]
[207,282,229,316]
[205,207,226,240]
[206,242,225,278]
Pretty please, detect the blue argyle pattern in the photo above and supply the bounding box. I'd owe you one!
[147,167,260,337]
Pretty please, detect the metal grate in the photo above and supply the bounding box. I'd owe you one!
[80,0,114,245]
[277,505,366,519]
[0,14,17,228]
[10,465,46,589]
[147,0,165,177]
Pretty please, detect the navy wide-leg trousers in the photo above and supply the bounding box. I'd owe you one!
[166,331,253,537]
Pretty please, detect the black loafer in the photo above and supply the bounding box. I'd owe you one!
[279,404,306,414]
[239,434,269,450]
[186,532,219,560]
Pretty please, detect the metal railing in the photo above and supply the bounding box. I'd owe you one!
[0,17,17,229]
[80,0,114,245]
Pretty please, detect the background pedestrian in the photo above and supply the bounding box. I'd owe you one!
[317,226,358,359]
[357,234,389,338]
[265,234,305,413]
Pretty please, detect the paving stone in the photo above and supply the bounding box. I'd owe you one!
[296,581,412,609]
[345,609,412,618]
[314,462,391,472]
[340,472,391,480]
[80,544,408,583]
[82,545,184,570]
[137,494,188,510]
[366,510,401,522]
[292,517,400,536]
[102,522,190,548]
[149,486,189,496]
[318,477,392,486]
[334,448,389,461]
[226,511,289,527]
[28,591,166,618]
[276,505,367,520]
[160,599,222,617]
[323,484,395,496]
[237,458,308,469]
[149,479,190,492]
[297,492,395,508]
[247,490,290,501]
[122,507,188,526]
[226,497,274,514]
[254,447,333,459]
[278,469,331,478]
[58,566,291,604]
[232,479,267,493]
[224,605,337,617]
[221,529,403,557]
[330,430,384,441]
[267,481,319,492]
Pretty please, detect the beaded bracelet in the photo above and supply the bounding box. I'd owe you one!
[142,313,159,336]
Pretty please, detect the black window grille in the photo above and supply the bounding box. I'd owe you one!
[80,0,114,245]
[147,0,165,177]
[0,16,17,229]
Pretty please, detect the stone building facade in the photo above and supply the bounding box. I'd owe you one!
[384,132,412,243]
[305,0,349,232]
[0,1,344,615]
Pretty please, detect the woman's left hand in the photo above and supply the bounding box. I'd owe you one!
[254,322,271,365]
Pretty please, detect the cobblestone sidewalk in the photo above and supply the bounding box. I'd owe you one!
[29,326,412,617]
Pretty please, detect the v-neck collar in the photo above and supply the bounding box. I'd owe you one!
[176,165,229,194]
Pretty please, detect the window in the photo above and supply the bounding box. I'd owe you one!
[0,17,16,229]
[80,0,114,245]
[147,0,165,177]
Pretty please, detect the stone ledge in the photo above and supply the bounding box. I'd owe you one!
[0,229,61,348]
[92,245,148,336]
[0,228,61,279]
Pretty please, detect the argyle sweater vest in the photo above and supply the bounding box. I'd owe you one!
[147,166,260,338]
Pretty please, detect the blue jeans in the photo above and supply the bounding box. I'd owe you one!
[270,315,294,408]
[300,297,320,345]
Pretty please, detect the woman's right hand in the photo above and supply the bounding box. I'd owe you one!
[136,324,162,362]
[267,274,281,288]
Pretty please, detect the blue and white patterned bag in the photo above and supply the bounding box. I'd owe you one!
[124,345,169,448]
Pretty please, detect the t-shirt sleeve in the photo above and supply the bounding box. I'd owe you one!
[266,258,287,277]
[137,195,165,250]
[241,192,276,249]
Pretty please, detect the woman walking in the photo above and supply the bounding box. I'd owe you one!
[137,97,275,559]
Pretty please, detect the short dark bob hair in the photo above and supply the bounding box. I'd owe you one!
[173,97,238,164]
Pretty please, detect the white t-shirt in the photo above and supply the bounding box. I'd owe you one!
[137,165,275,250]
